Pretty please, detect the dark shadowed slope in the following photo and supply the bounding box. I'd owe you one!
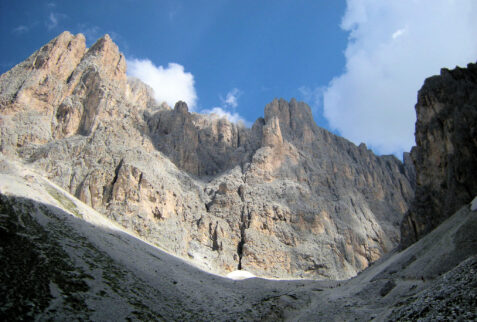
[1,157,475,321]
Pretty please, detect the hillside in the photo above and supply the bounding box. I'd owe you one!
[1,156,475,320]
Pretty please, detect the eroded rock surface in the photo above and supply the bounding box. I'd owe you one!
[401,63,477,248]
[0,32,414,279]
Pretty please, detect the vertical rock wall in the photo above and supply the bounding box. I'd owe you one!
[401,63,477,248]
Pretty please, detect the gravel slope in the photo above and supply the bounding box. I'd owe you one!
[1,157,475,321]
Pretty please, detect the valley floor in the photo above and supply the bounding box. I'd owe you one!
[1,158,476,321]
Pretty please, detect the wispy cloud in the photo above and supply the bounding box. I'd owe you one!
[47,12,58,30]
[299,86,325,112]
[391,27,406,40]
[167,2,182,22]
[299,86,331,130]
[220,88,241,108]
[46,11,67,31]
[201,88,249,126]
[201,107,249,126]
[12,25,29,34]
[127,58,197,110]
[77,23,101,45]
[322,0,477,156]
[46,12,67,31]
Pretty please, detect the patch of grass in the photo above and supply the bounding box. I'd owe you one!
[45,184,82,219]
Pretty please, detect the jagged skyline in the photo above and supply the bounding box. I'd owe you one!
[1,0,477,157]
[0,29,476,319]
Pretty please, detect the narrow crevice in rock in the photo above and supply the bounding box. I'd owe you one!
[196,216,202,228]
[66,71,74,84]
[137,172,143,190]
[111,159,123,187]
[410,218,418,242]
[237,185,245,202]
[211,222,220,252]
[106,158,123,202]
[237,205,248,270]
[75,176,87,201]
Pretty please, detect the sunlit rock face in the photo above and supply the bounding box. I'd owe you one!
[0,31,415,280]
[401,63,477,248]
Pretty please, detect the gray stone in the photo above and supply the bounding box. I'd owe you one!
[401,63,477,248]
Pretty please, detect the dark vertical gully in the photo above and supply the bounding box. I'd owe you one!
[106,158,123,203]
[236,171,249,270]
[237,205,249,270]
[211,222,220,251]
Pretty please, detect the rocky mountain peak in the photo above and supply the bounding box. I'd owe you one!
[0,32,415,280]
[400,62,477,248]
[265,97,313,122]
[173,100,189,114]
[0,31,135,150]
[0,31,86,113]
[261,115,283,147]
[83,33,126,82]
[264,98,315,145]
[31,31,86,77]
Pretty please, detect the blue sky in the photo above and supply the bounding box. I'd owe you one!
[1,0,477,157]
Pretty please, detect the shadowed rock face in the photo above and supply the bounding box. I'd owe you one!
[146,101,259,176]
[401,63,477,248]
[0,31,415,279]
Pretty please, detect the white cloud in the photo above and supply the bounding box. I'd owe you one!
[47,12,58,30]
[201,88,249,126]
[12,25,29,34]
[391,27,406,40]
[201,107,250,126]
[323,0,477,156]
[127,58,197,110]
[221,88,241,108]
[299,86,325,112]
[46,12,66,30]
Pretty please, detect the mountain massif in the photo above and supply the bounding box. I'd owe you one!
[1,32,476,320]
[0,32,414,279]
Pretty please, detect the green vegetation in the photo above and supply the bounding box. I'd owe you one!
[45,184,83,219]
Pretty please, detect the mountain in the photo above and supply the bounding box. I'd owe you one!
[401,63,477,248]
[0,31,414,280]
[1,31,476,320]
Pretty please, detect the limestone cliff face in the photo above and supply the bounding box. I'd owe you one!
[146,101,258,176]
[235,99,414,278]
[0,32,415,279]
[400,63,477,248]
[0,31,132,151]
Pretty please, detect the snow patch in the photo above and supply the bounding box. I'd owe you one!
[226,270,256,280]
[471,196,477,211]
